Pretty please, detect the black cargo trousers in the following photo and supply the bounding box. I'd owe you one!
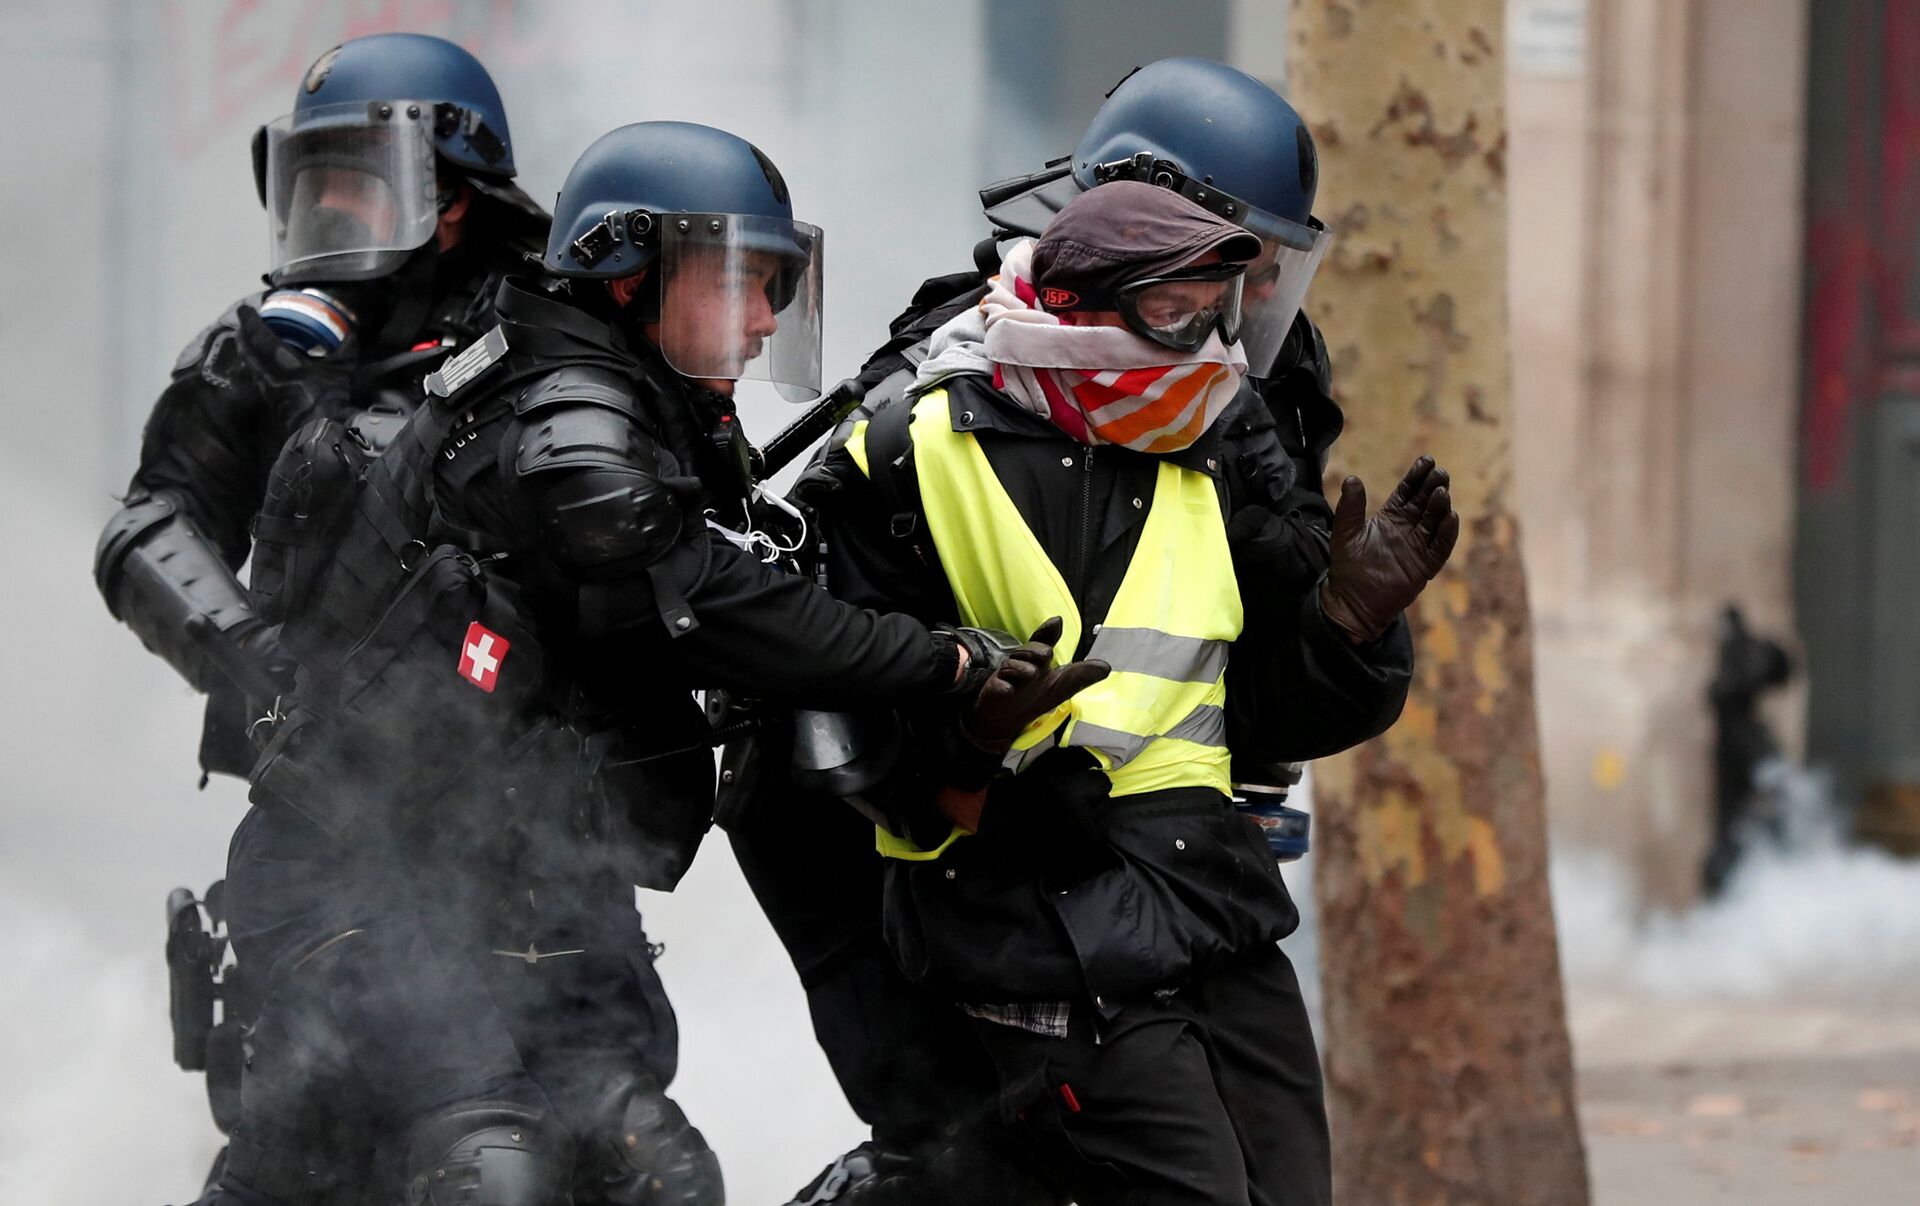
[213,801,680,1204]
[731,775,1331,1206]
[969,943,1332,1206]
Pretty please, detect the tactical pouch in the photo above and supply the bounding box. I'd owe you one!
[250,417,374,628]
[250,545,546,839]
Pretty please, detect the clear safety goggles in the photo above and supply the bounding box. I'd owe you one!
[1042,262,1248,353]
[1089,153,1334,375]
[259,101,441,284]
[652,212,824,402]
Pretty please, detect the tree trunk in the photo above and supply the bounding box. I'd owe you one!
[1288,3,1591,1203]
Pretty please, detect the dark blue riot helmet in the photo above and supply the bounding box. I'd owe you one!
[1073,58,1318,229]
[254,33,544,289]
[293,32,517,176]
[546,121,825,401]
[981,57,1333,376]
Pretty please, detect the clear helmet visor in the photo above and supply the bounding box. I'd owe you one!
[1234,214,1334,377]
[264,102,440,284]
[654,214,824,402]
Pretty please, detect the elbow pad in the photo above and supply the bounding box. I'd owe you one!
[94,494,266,695]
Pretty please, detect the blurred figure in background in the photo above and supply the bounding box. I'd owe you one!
[1702,604,1795,897]
[88,31,548,1191]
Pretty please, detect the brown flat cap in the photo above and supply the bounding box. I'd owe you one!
[1029,179,1262,305]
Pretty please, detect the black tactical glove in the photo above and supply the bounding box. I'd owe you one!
[185,614,297,703]
[1320,456,1460,644]
[958,617,1110,753]
[944,625,1023,697]
[233,304,354,410]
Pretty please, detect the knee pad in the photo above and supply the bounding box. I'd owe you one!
[584,1087,723,1205]
[784,1141,911,1204]
[402,1100,573,1206]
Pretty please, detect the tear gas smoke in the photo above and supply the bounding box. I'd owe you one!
[1552,761,1920,1011]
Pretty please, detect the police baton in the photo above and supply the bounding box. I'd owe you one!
[748,377,869,483]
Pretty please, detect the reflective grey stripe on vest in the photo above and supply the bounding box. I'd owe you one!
[1007,730,1059,773]
[1064,703,1228,769]
[1087,627,1229,685]
[1163,704,1226,748]
[1063,721,1153,766]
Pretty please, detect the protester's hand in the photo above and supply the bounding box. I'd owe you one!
[1320,456,1459,643]
[960,617,1110,753]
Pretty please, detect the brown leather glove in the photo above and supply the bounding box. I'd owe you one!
[1320,456,1460,644]
[960,617,1111,753]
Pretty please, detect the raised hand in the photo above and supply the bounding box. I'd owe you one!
[1319,456,1460,643]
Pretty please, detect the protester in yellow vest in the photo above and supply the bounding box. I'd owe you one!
[808,180,1456,1206]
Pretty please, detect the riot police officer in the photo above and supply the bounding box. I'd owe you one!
[213,120,1101,1206]
[731,59,1357,1204]
[91,31,548,1177]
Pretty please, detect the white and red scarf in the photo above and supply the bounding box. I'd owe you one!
[913,240,1248,453]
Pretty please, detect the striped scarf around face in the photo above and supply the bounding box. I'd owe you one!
[976,240,1249,453]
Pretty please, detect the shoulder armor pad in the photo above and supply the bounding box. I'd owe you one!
[516,417,681,573]
[171,324,223,377]
[514,364,642,421]
[173,292,268,385]
[515,395,663,480]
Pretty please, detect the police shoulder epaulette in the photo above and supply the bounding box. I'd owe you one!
[425,325,510,399]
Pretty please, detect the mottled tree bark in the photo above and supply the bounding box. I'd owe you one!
[1287,3,1591,1203]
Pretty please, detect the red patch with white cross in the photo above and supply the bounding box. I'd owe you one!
[457,622,510,692]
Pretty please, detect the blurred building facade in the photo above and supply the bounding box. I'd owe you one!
[1506,0,1808,908]
[1509,0,1920,906]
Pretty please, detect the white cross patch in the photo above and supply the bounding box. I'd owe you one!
[457,622,509,693]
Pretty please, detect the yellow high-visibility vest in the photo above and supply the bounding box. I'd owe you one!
[849,389,1241,849]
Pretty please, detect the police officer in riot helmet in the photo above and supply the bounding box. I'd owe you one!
[206,118,1102,1206]
[737,59,1354,1204]
[91,31,547,1184]
[97,32,547,749]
